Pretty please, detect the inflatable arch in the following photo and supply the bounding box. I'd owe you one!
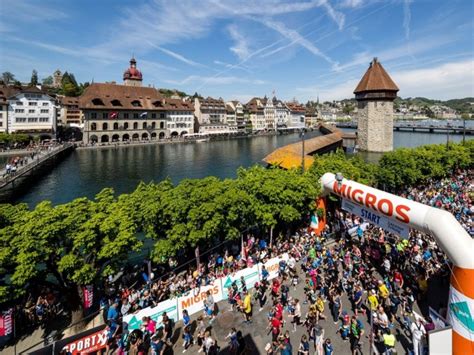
[320,173,474,355]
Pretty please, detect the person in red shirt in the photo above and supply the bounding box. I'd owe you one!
[272,278,281,298]
[269,316,282,344]
[393,269,404,290]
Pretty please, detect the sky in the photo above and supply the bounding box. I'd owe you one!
[0,0,473,103]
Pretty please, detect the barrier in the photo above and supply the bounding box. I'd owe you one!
[177,279,223,317]
[123,298,179,330]
[261,253,289,281]
[221,265,260,299]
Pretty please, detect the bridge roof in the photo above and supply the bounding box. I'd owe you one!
[354,58,399,94]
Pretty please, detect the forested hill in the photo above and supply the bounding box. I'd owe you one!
[394,97,474,113]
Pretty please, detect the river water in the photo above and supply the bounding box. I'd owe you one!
[10,123,472,207]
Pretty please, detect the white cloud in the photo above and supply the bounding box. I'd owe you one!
[258,18,336,64]
[164,75,266,86]
[340,0,364,8]
[146,42,205,67]
[227,25,251,61]
[2,0,68,23]
[319,0,345,29]
[298,59,474,101]
[403,0,413,40]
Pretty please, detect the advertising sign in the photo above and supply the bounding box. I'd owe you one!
[342,199,409,238]
[261,253,289,281]
[61,326,108,354]
[221,265,260,299]
[123,298,179,330]
[0,308,13,337]
[82,285,94,310]
[177,279,223,317]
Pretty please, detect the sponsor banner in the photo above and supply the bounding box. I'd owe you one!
[0,308,13,337]
[261,253,289,281]
[61,326,108,355]
[123,298,179,330]
[221,265,260,299]
[177,279,223,317]
[82,285,94,310]
[342,199,409,238]
[447,286,474,340]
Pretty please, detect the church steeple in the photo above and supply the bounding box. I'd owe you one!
[123,57,143,86]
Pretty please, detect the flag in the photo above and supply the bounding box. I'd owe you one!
[82,285,94,310]
[109,112,118,119]
[140,112,148,119]
[0,308,13,337]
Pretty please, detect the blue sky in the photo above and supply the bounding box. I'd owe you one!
[0,0,473,102]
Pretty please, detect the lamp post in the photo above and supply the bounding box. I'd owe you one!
[463,115,466,144]
[300,128,305,172]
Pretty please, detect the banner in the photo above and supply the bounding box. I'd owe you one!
[61,326,108,354]
[221,265,260,299]
[261,253,289,281]
[0,308,13,337]
[342,199,409,238]
[123,298,179,330]
[177,279,223,317]
[82,285,94,310]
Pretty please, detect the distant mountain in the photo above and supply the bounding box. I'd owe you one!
[395,97,474,113]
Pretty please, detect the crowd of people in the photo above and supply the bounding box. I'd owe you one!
[2,143,61,178]
[78,169,472,354]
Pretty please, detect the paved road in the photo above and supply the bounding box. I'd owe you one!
[166,265,420,354]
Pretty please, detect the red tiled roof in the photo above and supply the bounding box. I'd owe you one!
[354,58,399,94]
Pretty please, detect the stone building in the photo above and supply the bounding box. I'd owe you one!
[194,96,226,125]
[59,96,83,126]
[80,83,193,143]
[123,57,143,87]
[285,102,306,129]
[246,98,265,132]
[1,85,57,138]
[53,69,63,88]
[354,58,399,152]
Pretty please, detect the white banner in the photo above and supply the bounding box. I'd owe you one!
[221,264,260,299]
[261,253,289,281]
[177,279,223,317]
[342,199,409,238]
[123,298,179,330]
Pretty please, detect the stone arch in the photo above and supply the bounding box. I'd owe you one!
[124,122,129,130]
[113,122,119,130]
[122,134,130,141]
[101,134,109,143]
[133,122,138,129]
[160,121,165,129]
[90,135,98,143]
[142,122,147,130]
[91,122,97,131]
[112,134,120,142]
[102,122,108,130]
[159,132,165,139]
[132,133,139,141]
[151,132,157,140]
[180,131,188,136]
[141,132,149,140]
[171,131,179,137]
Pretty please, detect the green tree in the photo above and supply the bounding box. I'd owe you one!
[1,71,15,85]
[30,69,38,86]
[42,75,53,86]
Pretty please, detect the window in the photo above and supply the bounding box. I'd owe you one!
[133,113,139,119]
[142,122,146,129]
[133,122,138,129]
[102,122,108,130]
[91,123,97,130]
[160,122,164,129]
[28,117,38,122]
[102,112,108,119]
[131,100,142,107]
[91,112,97,119]
[29,109,35,113]
[28,102,37,106]
[42,102,48,106]
[151,113,156,119]
[39,117,49,122]
[41,109,49,114]
[160,113,165,119]
[124,122,129,129]
[15,117,27,123]
[124,113,129,119]
[111,99,122,107]
[113,122,119,130]
[0,113,2,118]
[92,98,105,105]
[0,122,2,127]
[16,101,23,105]
[151,122,156,129]
[15,109,24,113]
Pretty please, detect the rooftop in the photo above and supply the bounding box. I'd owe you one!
[354,58,399,94]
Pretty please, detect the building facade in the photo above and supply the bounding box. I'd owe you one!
[0,88,8,133]
[246,98,266,132]
[285,102,306,129]
[273,97,290,128]
[1,85,57,137]
[354,58,398,152]
[59,96,83,126]
[226,100,246,133]
[194,97,226,125]
[80,83,194,143]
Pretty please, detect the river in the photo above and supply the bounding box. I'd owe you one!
[9,123,472,207]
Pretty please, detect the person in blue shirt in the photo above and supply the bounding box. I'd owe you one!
[182,309,191,328]
[107,302,119,325]
[323,338,334,355]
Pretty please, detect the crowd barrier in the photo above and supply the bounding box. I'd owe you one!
[123,253,289,330]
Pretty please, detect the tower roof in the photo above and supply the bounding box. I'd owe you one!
[354,58,398,94]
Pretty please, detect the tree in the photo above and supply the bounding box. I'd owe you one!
[30,69,38,86]
[42,76,53,86]
[342,104,355,115]
[1,72,15,85]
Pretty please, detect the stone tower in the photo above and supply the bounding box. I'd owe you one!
[123,57,143,87]
[53,69,63,88]
[354,58,399,152]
